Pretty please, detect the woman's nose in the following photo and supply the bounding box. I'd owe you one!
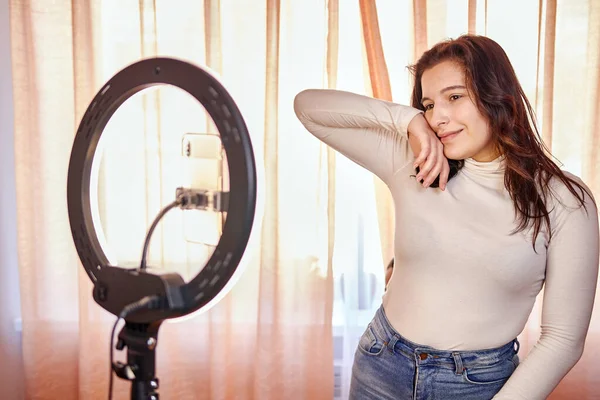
[431,106,449,129]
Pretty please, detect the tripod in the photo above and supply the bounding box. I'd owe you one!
[113,321,163,400]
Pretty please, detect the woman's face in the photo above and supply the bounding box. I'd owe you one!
[420,60,498,162]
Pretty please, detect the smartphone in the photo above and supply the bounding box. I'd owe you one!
[181,133,228,246]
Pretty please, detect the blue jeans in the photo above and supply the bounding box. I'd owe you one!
[349,306,520,400]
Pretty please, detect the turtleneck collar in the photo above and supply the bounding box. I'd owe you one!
[462,155,506,176]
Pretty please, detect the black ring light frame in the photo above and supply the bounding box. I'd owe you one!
[67,58,257,400]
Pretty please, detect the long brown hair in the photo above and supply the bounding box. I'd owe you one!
[409,34,592,246]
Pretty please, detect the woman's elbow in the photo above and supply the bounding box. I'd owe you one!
[293,89,316,121]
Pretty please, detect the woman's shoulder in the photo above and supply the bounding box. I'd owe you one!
[545,170,596,213]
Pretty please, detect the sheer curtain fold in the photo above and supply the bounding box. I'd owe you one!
[583,0,600,198]
[325,0,338,322]
[255,0,283,394]
[0,1,24,399]
[467,0,477,34]
[10,1,85,398]
[540,0,557,148]
[412,0,428,60]
[359,0,395,265]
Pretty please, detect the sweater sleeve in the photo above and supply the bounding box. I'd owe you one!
[493,178,600,399]
[293,88,422,185]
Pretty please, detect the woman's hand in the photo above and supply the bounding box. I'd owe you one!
[407,113,450,190]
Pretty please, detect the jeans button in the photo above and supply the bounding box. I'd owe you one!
[419,353,428,360]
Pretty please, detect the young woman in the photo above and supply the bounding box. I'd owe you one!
[294,35,599,399]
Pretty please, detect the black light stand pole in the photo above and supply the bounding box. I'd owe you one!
[113,321,163,400]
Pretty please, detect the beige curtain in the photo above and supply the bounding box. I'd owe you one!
[4,0,600,399]
[8,0,336,398]
[362,0,600,398]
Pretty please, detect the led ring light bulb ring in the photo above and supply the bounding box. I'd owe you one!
[67,57,257,322]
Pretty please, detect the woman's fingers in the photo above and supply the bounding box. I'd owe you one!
[412,140,430,168]
[439,158,450,190]
[407,113,449,190]
[415,138,437,180]
[415,138,448,189]
[417,149,437,184]
[424,149,444,187]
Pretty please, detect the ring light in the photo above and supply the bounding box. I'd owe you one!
[67,57,257,400]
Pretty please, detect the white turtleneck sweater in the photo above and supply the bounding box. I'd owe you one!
[293,89,599,399]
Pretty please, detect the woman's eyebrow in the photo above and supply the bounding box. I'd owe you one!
[421,85,468,103]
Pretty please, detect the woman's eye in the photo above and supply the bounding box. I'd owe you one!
[423,104,433,111]
[450,94,462,101]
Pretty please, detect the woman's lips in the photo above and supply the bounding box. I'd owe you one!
[440,129,462,143]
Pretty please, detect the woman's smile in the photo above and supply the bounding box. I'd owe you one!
[439,128,462,144]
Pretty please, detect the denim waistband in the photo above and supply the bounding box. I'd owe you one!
[370,306,519,373]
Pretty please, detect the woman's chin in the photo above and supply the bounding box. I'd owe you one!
[443,147,467,160]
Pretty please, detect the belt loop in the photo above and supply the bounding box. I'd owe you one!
[388,335,399,353]
[514,339,520,354]
[452,352,464,375]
